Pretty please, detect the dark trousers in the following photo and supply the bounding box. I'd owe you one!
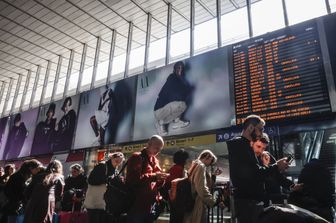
[234,198,264,223]
[87,209,106,223]
[169,202,184,223]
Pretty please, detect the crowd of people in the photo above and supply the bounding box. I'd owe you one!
[0,115,335,223]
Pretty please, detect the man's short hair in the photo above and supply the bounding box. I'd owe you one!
[242,114,265,130]
[258,133,270,144]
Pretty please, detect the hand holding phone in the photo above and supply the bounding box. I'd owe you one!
[286,156,293,164]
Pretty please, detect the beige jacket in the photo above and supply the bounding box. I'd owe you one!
[183,160,216,223]
[83,184,106,210]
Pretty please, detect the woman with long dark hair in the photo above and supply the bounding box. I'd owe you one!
[24,160,64,223]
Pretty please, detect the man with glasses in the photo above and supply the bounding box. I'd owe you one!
[227,115,289,223]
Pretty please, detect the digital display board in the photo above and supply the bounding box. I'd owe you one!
[233,21,332,124]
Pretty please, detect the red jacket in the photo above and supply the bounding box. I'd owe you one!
[126,149,163,213]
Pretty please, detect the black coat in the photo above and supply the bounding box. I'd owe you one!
[24,173,64,223]
[154,73,193,111]
[4,172,27,215]
[227,136,278,201]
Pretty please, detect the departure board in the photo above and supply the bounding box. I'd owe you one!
[233,21,332,124]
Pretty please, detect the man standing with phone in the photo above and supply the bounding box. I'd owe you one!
[126,135,169,223]
[227,115,289,223]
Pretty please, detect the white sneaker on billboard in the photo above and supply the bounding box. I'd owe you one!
[171,119,190,129]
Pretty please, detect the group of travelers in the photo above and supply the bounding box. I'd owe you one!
[0,114,335,223]
[0,134,225,223]
[228,114,335,223]
[0,160,88,223]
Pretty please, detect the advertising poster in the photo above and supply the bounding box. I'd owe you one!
[0,117,9,160]
[133,47,233,140]
[30,95,80,156]
[73,76,137,149]
[1,108,39,160]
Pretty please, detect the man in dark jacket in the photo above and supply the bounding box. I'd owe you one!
[154,61,194,135]
[227,115,289,223]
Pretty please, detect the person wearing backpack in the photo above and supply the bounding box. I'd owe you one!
[183,150,223,223]
[126,135,169,223]
[162,149,189,223]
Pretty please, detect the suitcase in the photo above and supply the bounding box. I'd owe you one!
[58,211,88,223]
[58,203,88,223]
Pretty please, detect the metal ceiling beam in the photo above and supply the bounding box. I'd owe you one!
[0,39,48,63]
[77,43,87,94]
[0,82,6,116]
[229,0,239,9]
[10,74,23,114]
[91,37,101,90]
[217,0,222,48]
[196,0,216,17]
[124,22,133,78]
[0,49,46,71]
[40,60,51,105]
[32,0,112,54]
[246,0,253,37]
[143,13,152,72]
[162,0,190,22]
[190,0,195,57]
[325,0,331,14]
[0,58,31,74]
[130,0,177,33]
[0,66,21,77]
[0,14,72,51]
[29,65,41,109]
[106,30,117,85]
[2,78,13,117]
[281,0,289,27]
[66,0,146,46]
[96,0,159,41]
[165,3,172,66]
[20,70,32,111]
[51,55,63,102]
[64,50,74,98]
[0,26,82,66]
[2,0,103,57]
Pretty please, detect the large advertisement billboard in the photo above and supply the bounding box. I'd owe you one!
[73,76,137,149]
[0,109,39,160]
[133,47,233,140]
[30,95,80,156]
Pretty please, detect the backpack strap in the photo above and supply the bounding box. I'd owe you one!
[116,160,128,177]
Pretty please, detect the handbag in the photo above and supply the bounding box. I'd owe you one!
[104,162,134,216]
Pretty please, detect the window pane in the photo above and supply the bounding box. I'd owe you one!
[129,27,146,74]
[170,9,190,60]
[24,71,35,107]
[148,17,167,69]
[221,7,249,46]
[33,67,45,105]
[148,37,166,68]
[81,46,95,91]
[331,0,336,12]
[171,28,190,59]
[195,19,217,55]
[112,35,127,77]
[68,51,82,94]
[43,62,57,103]
[251,0,285,36]
[96,39,110,84]
[55,63,68,99]
[286,0,327,25]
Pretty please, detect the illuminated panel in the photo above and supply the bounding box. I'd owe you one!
[233,21,331,124]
